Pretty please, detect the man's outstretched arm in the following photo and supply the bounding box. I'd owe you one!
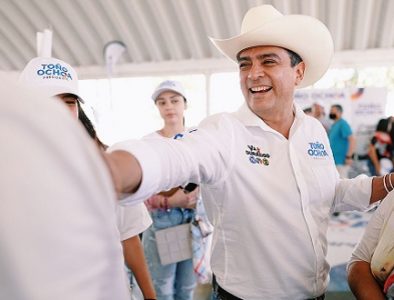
[103,150,142,195]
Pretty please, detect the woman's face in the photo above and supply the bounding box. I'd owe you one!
[56,93,79,119]
[155,91,186,124]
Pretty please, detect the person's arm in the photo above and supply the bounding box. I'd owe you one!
[368,143,381,175]
[122,236,156,300]
[103,150,142,195]
[146,188,199,210]
[370,174,394,204]
[105,118,232,201]
[348,260,385,300]
[168,187,198,209]
[345,135,356,165]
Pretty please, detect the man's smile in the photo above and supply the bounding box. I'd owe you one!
[249,85,272,94]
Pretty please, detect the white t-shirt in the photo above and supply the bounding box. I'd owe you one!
[348,192,394,283]
[0,78,130,300]
[110,102,372,299]
[117,203,152,241]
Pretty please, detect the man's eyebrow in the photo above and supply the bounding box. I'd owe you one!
[237,53,281,62]
[256,53,281,60]
[237,56,251,63]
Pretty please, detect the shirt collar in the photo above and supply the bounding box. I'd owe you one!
[234,102,305,130]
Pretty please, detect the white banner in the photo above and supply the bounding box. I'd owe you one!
[295,87,387,156]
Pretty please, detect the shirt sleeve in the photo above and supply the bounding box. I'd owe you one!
[348,208,383,270]
[333,175,373,212]
[117,203,152,241]
[341,120,353,138]
[109,113,234,206]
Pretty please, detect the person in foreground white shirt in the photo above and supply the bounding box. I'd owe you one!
[348,192,394,300]
[104,5,393,300]
[0,78,130,300]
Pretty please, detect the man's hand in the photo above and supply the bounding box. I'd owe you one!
[170,187,199,209]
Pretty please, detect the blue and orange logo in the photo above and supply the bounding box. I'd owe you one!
[350,88,364,101]
[245,144,270,165]
[36,63,73,80]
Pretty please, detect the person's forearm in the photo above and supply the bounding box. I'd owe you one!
[344,136,356,165]
[368,145,381,175]
[104,150,142,195]
[373,161,381,176]
[122,236,156,299]
[347,135,356,157]
[370,174,394,204]
[348,261,385,300]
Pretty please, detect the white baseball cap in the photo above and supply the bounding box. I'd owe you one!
[19,57,84,103]
[151,80,186,102]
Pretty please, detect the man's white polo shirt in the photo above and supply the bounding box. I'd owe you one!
[110,103,372,299]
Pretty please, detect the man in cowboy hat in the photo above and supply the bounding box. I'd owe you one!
[103,5,391,299]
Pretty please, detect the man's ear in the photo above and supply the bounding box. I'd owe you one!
[295,61,306,86]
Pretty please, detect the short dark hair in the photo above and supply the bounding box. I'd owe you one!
[332,104,343,113]
[285,49,303,67]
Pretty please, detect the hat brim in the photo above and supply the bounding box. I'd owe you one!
[45,85,85,104]
[151,88,186,102]
[210,15,334,88]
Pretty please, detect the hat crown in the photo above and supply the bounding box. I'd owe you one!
[19,57,84,103]
[241,5,283,34]
[151,80,186,101]
[158,80,178,89]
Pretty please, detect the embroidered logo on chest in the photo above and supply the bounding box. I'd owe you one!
[245,145,270,165]
[307,141,329,158]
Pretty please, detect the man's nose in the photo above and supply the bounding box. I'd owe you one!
[247,64,264,80]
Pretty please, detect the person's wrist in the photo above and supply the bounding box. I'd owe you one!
[346,154,354,159]
[388,173,394,192]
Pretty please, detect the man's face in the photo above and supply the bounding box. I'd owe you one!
[238,46,305,119]
[329,106,340,120]
[313,104,324,116]
[57,93,79,119]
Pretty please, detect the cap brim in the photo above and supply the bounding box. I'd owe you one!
[45,85,85,103]
[151,88,185,101]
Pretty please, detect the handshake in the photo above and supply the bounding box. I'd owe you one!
[145,184,199,211]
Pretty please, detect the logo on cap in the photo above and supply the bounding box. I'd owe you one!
[36,63,73,81]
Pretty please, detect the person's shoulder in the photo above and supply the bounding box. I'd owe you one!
[340,118,351,126]
[143,131,162,139]
[199,112,235,127]
[303,114,327,130]
[303,114,321,124]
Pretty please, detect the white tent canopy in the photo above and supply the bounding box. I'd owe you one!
[1,0,394,79]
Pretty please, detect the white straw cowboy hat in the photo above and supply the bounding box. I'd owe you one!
[210,5,334,88]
